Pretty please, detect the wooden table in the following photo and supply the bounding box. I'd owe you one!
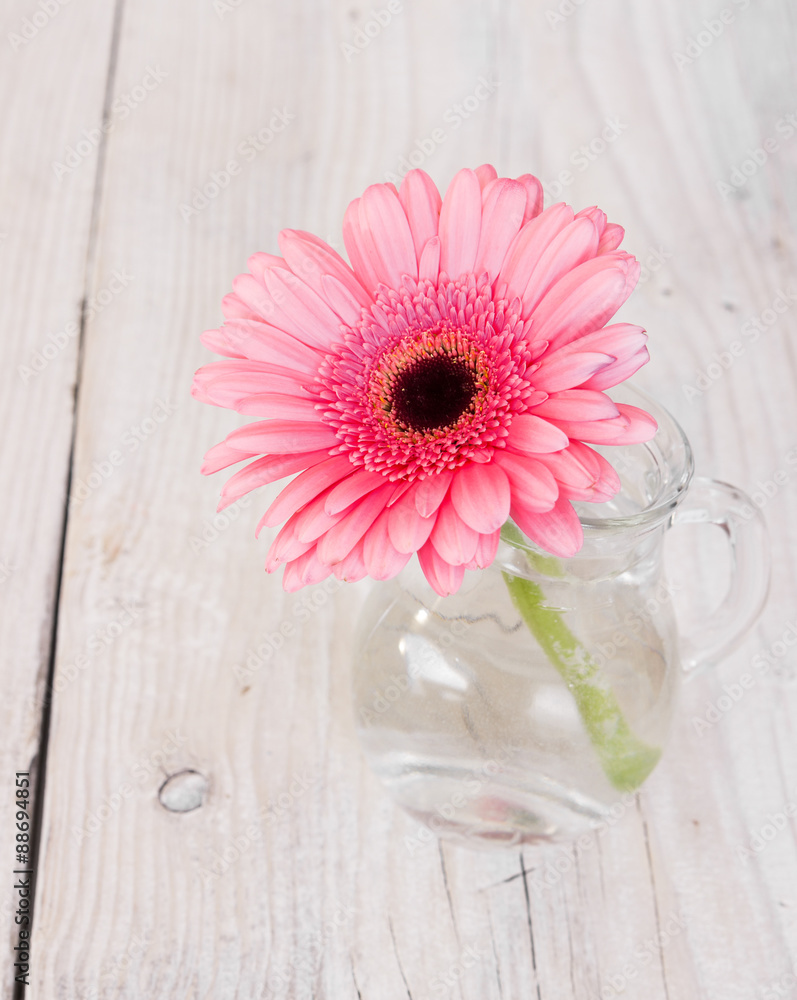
[2,1,795,996]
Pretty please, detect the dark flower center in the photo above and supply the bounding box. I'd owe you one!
[391,354,478,432]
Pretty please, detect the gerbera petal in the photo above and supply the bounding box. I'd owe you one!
[226,418,337,456]
[517,174,544,222]
[534,441,621,502]
[474,179,528,278]
[278,229,372,308]
[479,177,499,204]
[193,371,316,411]
[247,253,287,287]
[418,236,441,282]
[261,267,344,350]
[332,538,368,582]
[387,490,437,553]
[538,324,648,391]
[363,509,412,580]
[266,521,315,572]
[562,461,620,501]
[574,206,607,233]
[192,368,310,409]
[236,394,321,420]
[521,217,600,317]
[554,483,612,503]
[386,479,414,507]
[464,529,501,570]
[492,450,559,512]
[562,439,603,479]
[598,224,625,254]
[414,471,453,517]
[217,450,330,505]
[316,482,394,564]
[360,184,418,285]
[497,203,574,302]
[221,319,323,372]
[231,273,277,320]
[261,455,355,530]
[505,414,569,455]
[282,547,333,591]
[292,489,350,543]
[532,389,620,422]
[202,441,251,476]
[398,169,442,260]
[532,443,600,491]
[429,497,479,565]
[191,374,318,412]
[580,348,649,391]
[610,403,658,443]
[531,252,640,350]
[546,403,657,445]
[319,274,365,327]
[418,540,465,597]
[511,495,583,558]
[572,210,628,259]
[474,164,498,190]
[551,323,647,358]
[200,327,246,359]
[325,468,388,515]
[342,197,382,292]
[531,351,614,393]
[450,462,511,534]
[221,291,260,321]
[193,358,278,380]
[438,168,482,279]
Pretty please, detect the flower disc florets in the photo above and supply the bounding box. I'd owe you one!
[318,274,539,481]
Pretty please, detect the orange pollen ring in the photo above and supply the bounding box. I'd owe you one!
[367,328,490,436]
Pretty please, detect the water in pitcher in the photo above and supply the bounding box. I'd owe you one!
[353,549,680,847]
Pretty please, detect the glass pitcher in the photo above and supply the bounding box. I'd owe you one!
[352,386,770,848]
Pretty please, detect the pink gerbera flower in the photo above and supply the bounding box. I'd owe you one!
[192,165,656,595]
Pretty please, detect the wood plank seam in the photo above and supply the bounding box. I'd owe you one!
[17,4,127,998]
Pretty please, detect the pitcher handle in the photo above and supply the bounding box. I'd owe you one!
[670,477,770,674]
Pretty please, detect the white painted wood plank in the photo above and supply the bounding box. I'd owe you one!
[0,2,118,995]
[23,0,797,997]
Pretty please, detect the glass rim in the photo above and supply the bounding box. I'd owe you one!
[575,384,695,533]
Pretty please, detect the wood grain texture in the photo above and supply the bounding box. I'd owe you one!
[4,0,795,996]
[0,2,119,996]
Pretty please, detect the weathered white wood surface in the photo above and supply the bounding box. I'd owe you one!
[0,2,121,997]
[1,0,796,996]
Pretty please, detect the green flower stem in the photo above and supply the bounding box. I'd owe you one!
[500,530,660,791]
